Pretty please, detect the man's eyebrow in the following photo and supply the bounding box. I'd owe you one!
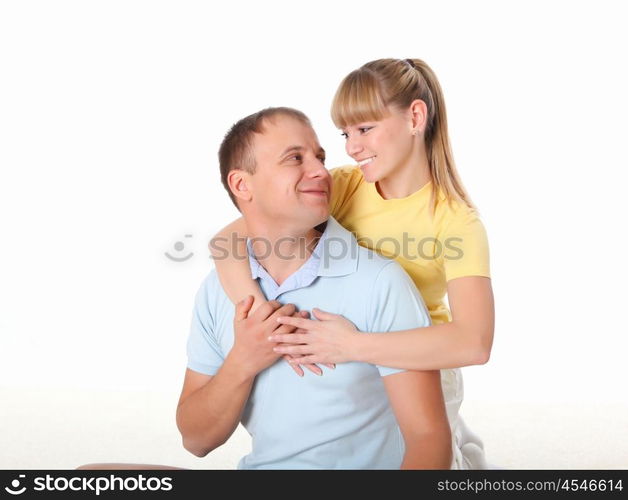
[279,145,304,158]
[279,145,326,159]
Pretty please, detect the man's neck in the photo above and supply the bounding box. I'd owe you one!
[246,221,324,286]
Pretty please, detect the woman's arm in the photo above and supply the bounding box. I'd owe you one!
[210,217,267,312]
[271,276,494,370]
[210,218,332,376]
[383,370,452,469]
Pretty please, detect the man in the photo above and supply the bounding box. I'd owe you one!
[176,107,452,469]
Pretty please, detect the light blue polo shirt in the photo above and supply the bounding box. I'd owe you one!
[186,216,431,469]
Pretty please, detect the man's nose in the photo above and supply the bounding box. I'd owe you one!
[304,157,328,178]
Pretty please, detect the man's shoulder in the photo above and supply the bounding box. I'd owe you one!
[195,269,232,312]
[354,244,399,273]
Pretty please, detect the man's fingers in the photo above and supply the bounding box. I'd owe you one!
[251,300,283,322]
[273,310,309,335]
[266,303,297,326]
[273,323,300,336]
[234,295,254,321]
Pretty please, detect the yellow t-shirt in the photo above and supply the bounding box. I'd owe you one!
[329,165,490,326]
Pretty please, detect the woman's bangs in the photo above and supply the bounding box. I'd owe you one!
[331,71,388,129]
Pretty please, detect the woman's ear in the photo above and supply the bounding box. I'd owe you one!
[408,99,428,135]
[227,169,253,204]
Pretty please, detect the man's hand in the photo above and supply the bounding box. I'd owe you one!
[228,295,297,379]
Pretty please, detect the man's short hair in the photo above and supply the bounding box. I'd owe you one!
[218,107,312,209]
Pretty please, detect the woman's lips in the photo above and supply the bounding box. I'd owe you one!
[358,156,375,167]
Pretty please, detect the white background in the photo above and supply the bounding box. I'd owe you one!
[1,0,627,468]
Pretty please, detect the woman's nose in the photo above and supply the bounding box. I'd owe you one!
[346,135,363,157]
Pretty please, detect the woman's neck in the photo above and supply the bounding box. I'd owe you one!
[376,148,431,199]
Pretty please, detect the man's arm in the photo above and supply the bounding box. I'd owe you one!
[382,371,452,469]
[177,295,297,457]
[176,362,254,457]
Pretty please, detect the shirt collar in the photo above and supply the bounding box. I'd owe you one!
[246,216,358,283]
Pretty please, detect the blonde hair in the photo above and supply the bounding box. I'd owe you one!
[331,58,476,214]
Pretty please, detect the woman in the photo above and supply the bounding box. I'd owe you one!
[212,58,495,469]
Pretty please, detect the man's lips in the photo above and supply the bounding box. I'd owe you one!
[299,190,328,197]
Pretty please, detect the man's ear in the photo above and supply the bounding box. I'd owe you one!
[227,169,253,203]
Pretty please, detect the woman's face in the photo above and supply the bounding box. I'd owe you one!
[340,106,416,183]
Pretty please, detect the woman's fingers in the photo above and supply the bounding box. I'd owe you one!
[283,355,304,377]
[273,344,309,355]
[268,333,307,344]
[275,316,318,331]
[302,363,323,376]
[311,308,337,320]
[287,355,318,365]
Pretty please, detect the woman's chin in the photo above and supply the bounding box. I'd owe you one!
[361,170,380,183]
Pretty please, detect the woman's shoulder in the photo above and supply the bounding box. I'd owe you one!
[433,191,484,230]
[329,164,363,183]
[328,165,365,216]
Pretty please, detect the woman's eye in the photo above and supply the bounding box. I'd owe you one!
[359,127,372,134]
[318,156,326,164]
[340,132,348,139]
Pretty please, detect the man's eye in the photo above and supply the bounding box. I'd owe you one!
[289,154,303,161]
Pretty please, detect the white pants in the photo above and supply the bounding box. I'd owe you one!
[442,368,488,470]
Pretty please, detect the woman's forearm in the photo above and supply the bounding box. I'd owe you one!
[401,431,452,469]
[355,321,490,370]
[210,217,266,311]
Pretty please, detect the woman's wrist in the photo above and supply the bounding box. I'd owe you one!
[349,331,372,363]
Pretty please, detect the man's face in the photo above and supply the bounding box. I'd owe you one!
[245,115,331,228]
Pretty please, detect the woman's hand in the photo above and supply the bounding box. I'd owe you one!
[234,297,328,377]
[269,308,360,365]
[279,310,328,377]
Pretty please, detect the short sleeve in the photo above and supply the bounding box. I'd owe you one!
[328,166,364,218]
[440,204,491,282]
[186,274,224,376]
[366,261,432,377]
